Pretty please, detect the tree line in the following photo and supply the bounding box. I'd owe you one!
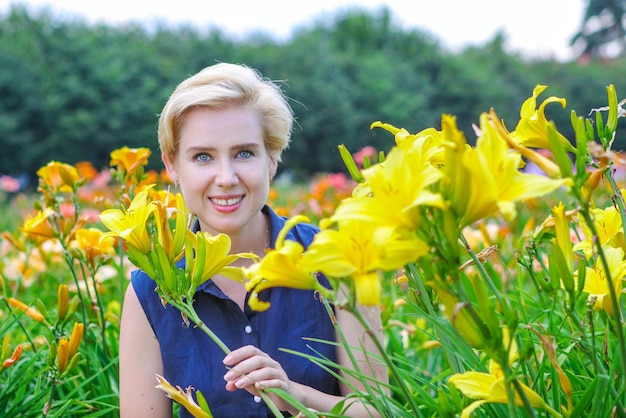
[1,4,626,184]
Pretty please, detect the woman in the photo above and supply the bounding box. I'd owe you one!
[119,63,386,417]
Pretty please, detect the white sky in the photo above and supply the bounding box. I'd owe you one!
[0,0,586,61]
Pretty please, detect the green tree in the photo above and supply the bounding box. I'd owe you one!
[572,0,626,59]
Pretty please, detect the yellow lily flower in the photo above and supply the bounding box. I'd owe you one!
[583,245,626,318]
[449,329,550,417]
[109,146,152,177]
[36,161,81,193]
[301,219,428,306]
[20,208,57,240]
[573,204,625,259]
[330,137,444,232]
[99,186,156,254]
[185,231,241,292]
[508,84,575,152]
[452,113,570,227]
[153,193,188,264]
[155,374,212,418]
[243,216,328,311]
[70,228,117,268]
[449,371,548,418]
[371,120,442,150]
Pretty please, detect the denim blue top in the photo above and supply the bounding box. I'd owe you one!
[132,205,340,418]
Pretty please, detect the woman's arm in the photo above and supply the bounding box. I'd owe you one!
[119,283,172,418]
[223,302,387,417]
[333,302,388,415]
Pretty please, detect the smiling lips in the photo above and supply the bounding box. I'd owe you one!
[210,196,243,212]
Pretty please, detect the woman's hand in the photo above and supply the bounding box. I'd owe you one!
[223,345,302,413]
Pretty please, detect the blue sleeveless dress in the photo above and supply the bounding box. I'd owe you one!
[132,205,340,417]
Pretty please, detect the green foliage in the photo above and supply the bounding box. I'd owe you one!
[2,4,626,182]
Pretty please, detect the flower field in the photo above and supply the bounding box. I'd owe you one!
[1,84,626,417]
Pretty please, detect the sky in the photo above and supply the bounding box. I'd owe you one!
[0,0,586,61]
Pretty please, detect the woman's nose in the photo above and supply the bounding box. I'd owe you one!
[214,160,239,187]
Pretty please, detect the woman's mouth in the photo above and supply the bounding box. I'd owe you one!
[210,196,243,207]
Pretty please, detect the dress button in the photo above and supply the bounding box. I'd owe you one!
[253,395,262,403]
[244,325,252,334]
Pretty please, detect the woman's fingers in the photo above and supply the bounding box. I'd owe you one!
[223,345,287,392]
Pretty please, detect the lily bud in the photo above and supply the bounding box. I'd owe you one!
[8,297,45,323]
[338,144,364,183]
[2,345,23,369]
[67,322,84,359]
[57,284,69,321]
[57,338,69,374]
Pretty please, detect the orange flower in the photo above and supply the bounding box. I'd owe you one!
[74,161,98,181]
[110,146,151,176]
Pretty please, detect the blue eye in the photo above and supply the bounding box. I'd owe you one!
[237,150,254,159]
[194,153,211,163]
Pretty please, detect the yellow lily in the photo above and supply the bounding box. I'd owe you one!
[301,219,428,306]
[573,203,625,259]
[508,84,575,152]
[185,231,242,292]
[449,329,552,417]
[243,216,328,311]
[330,137,444,232]
[155,374,212,418]
[99,186,156,254]
[153,192,188,264]
[583,245,626,318]
[36,161,81,193]
[371,120,442,150]
[71,228,117,268]
[449,371,548,418]
[20,208,57,240]
[453,113,570,226]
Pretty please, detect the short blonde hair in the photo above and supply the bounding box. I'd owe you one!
[158,63,293,162]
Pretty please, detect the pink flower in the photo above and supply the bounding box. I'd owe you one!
[353,146,377,168]
[0,175,21,192]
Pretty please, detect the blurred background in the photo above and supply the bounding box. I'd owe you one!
[0,0,623,184]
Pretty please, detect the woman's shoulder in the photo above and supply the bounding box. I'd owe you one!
[265,205,319,247]
[130,269,158,301]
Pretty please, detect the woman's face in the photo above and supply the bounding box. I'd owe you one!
[164,106,276,240]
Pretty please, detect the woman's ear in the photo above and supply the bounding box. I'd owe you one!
[269,156,278,181]
[162,153,178,186]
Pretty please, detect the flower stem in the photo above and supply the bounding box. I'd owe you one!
[576,172,626,401]
[172,299,284,417]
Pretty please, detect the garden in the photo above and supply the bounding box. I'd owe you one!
[1,83,625,417]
